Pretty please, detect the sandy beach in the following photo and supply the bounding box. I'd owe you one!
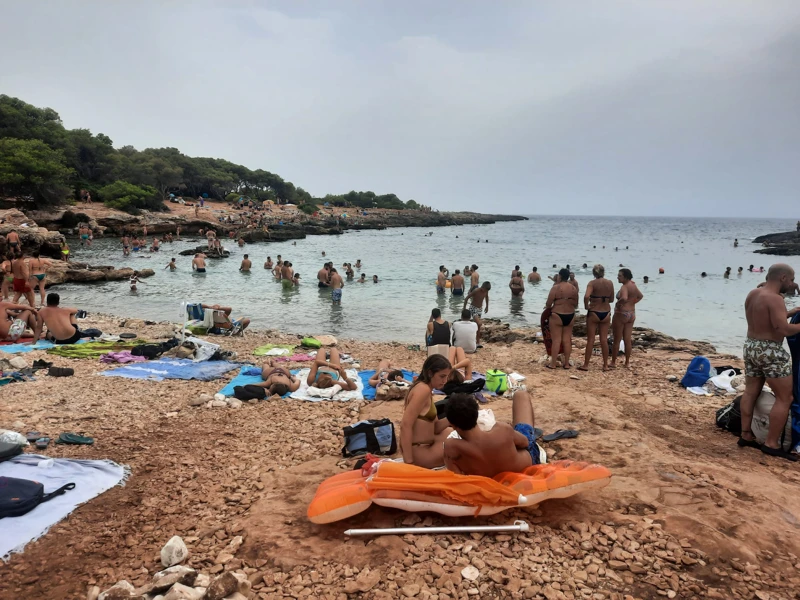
[2,314,799,600]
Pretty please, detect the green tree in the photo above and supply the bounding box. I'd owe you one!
[0,138,72,204]
[98,180,159,213]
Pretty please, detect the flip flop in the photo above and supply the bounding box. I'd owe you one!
[544,364,557,370]
[35,437,50,449]
[737,437,761,449]
[48,367,75,377]
[542,429,579,442]
[760,445,798,462]
[26,431,41,443]
[119,333,137,339]
[577,366,589,371]
[533,427,544,440]
[56,432,94,445]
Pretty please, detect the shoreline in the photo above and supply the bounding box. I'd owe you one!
[1,312,796,598]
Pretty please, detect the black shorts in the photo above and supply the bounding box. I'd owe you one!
[55,325,82,345]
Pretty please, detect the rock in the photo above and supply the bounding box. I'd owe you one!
[213,393,226,402]
[160,536,189,567]
[88,585,101,600]
[214,552,234,565]
[151,566,197,593]
[314,335,338,346]
[226,398,242,409]
[210,399,227,408]
[8,356,28,369]
[220,593,248,600]
[99,581,135,600]
[161,583,203,600]
[231,573,251,596]
[189,394,211,407]
[204,572,238,600]
[401,583,421,597]
[461,566,480,581]
[194,574,210,588]
[11,420,24,431]
[349,569,381,593]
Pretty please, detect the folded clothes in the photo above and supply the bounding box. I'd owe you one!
[100,351,147,364]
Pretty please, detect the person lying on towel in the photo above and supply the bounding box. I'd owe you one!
[443,390,544,477]
[233,359,302,400]
[306,348,358,391]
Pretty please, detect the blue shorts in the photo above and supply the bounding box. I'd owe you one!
[514,423,542,465]
[436,285,445,294]
[332,288,342,302]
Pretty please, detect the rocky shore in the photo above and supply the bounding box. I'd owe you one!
[752,230,800,256]
[2,315,797,599]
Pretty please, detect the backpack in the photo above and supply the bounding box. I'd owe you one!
[716,393,792,451]
[715,396,742,436]
[0,477,75,519]
[342,419,397,458]
[0,442,23,463]
[485,370,508,394]
[681,356,712,388]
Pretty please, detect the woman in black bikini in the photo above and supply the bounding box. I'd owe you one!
[545,268,578,369]
[579,264,614,371]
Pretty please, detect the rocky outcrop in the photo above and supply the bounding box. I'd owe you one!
[178,246,230,258]
[44,261,154,286]
[752,230,800,256]
[0,209,64,258]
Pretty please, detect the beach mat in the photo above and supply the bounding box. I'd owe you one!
[48,340,146,359]
[359,369,417,400]
[218,366,297,397]
[0,454,128,561]
[0,340,57,354]
[101,358,239,382]
[252,344,295,357]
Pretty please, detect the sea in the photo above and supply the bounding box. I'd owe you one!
[55,216,799,355]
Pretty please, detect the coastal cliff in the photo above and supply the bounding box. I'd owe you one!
[752,230,800,256]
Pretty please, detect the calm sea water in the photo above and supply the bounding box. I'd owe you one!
[55,216,799,355]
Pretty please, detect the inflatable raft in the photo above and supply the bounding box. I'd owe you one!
[308,460,612,524]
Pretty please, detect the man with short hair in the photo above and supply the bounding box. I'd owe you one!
[443,390,544,476]
[436,267,447,295]
[452,309,479,354]
[281,261,294,289]
[240,254,252,272]
[317,262,331,288]
[6,230,21,252]
[463,281,490,344]
[451,269,465,296]
[38,293,81,344]
[330,268,344,303]
[739,264,800,461]
[469,265,480,293]
[192,253,207,273]
[528,267,541,283]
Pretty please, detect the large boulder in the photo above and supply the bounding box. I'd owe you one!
[0,208,64,258]
[44,262,154,286]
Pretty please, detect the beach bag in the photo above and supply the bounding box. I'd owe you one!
[0,477,75,519]
[715,393,792,451]
[715,397,742,435]
[301,337,321,349]
[681,356,711,388]
[342,419,397,458]
[485,370,508,394]
[0,441,23,463]
[442,378,486,397]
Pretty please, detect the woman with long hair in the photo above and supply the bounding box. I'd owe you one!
[611,268,643,368]
[545,268,579,369]
[400,354,453,468]
[579,264,614,371]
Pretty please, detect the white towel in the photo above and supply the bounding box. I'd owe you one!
[1,454,129,561]
[290,368,364,402]
[307,384,342,398]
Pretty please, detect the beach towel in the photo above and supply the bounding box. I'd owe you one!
[99,351,147,364]
[0,340,59,355]
[359,369,417,400]
[101,358,239,382]
[290,368,363,402]
[273,353,315,362]
[0,454,128,561]
[253,344,295,357]
[217,366,298,397]
[48,340,146,360]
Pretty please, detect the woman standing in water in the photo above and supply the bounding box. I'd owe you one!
[579,264,614,371]
[611,268,643,368]
[545,268,578,369]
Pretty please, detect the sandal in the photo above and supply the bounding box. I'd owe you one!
[542,429,580,442]
[26,431,41,443]
[737,430,760,449]
[56,432,94,445]
[760,445,798,462]
[35,437,50,450]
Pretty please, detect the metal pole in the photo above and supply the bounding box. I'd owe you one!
[344,520,530,537]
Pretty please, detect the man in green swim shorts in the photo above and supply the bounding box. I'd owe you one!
[740,264,800,461]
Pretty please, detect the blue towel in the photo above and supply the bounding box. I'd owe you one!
[359,369,416,400]
[0,339,88,355]
[102,358,239,382]
[218,366,297,397]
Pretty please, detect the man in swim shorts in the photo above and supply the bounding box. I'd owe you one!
[317,262,331,288]
[38,293,82,344]
[330,268,344,304]
[469,265,480,293]
[443,390,544,476]
[192,253,207,273]
[450,269,464,296]
[436,267,447,295]
[281,261,294,289]
[527,267,541,283]
[463,281,490,344]
[240,254,251,272]
[740,264,800,461]
[6,230,20,252]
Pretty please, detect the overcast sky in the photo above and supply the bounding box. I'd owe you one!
[2,1,799,217]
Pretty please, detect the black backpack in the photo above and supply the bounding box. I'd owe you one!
[0,477,75,519]
[715,396,742,435]
[0,442,23,463]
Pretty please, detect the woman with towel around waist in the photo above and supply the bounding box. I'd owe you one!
[400,354,453,468]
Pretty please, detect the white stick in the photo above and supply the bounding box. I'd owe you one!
[344,520,530,537]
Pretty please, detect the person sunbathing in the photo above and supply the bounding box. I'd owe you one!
[306,348,358,390]
[400,354,453,468]
[234,359,301,400]
[368,359,405,387]
[443,390,543,477]
[448,346,472,380]
[0,300,39,342]
[201,304,250,335]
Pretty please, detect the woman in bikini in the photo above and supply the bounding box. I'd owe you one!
[306,348,358,390]
[579,264,614,371]
[27,252,50,307]
[400,354,453,468]
[545,268,578,369]
[368,359,405,387]
[611,268,643,368]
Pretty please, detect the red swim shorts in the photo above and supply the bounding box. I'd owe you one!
[12,278,30,293]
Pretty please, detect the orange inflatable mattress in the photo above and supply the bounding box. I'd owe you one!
[308,460,611,524]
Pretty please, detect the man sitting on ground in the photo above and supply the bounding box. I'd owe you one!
[38,293,82,344]
[443,391,544,477]
[0,299,39,342]
[201,304,250,335]
[452,309,479,354]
